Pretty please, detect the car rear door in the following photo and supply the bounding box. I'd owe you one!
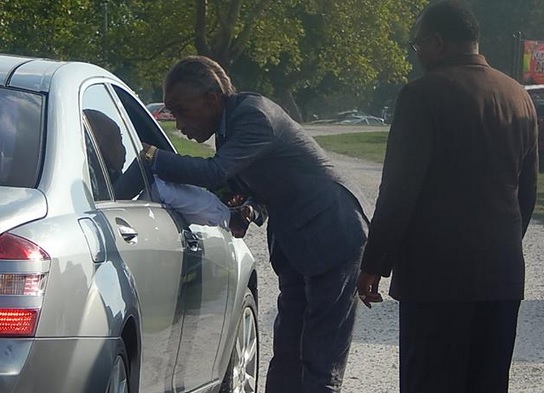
[81,83,186,393]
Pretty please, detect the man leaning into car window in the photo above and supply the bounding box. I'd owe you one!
[84,109,256,233]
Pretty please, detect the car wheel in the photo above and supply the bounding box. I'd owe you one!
[106,340,130,393]
[220,289,259,393]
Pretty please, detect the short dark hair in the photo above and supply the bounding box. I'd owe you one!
[418,0,480,43]
[164,55,236,96]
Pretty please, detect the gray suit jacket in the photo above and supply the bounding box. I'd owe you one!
[153,92,367,276]
[361,54,538,301]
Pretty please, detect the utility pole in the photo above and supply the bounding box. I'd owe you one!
[511,31,523,82]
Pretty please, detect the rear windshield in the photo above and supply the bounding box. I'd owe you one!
[0,88,44,188]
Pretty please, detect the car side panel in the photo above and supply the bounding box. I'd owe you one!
[1,337,118,393]
[98,201,185,393]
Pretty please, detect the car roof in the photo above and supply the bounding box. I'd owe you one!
[0,53,123,93]
[0,54,67,90]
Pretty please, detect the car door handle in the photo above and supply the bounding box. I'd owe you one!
[118,224,138,243]
[182,230,202,253]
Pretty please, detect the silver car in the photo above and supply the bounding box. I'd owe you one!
[0,54,258,393]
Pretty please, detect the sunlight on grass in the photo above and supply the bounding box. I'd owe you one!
[314,132,389,163]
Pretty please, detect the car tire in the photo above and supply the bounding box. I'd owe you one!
[106,339,131,393]
[220,288,259,393]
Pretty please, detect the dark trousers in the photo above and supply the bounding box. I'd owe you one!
[264,245,362,393]
[399,300,521,393]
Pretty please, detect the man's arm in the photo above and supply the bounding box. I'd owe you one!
[153,176,231,228]
[518,120,538,236]
[149,107,275,190]
[361,84,434,277]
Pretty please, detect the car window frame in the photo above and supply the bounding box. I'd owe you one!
[82,114,116,201]
[80,81,152,203]
[108,84,177,153]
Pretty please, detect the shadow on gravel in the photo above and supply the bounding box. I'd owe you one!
[347,298,544,361]
[352,299,399,347]
[514,300,544,363]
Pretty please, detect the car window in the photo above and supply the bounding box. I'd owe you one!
[82,84,147,201]
[112,86,175,152]
[83,126,111,201]
[0,87,44,188]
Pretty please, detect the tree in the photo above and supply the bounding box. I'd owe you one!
[0,0,100,59]
[0,0,430,113]
[234,0,429,120]
[454,0,544,78]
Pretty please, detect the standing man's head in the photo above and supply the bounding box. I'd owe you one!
[163,56,236,143]
[411,0,480,71]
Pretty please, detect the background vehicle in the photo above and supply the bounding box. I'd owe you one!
[524,84,544,170]
[0,54,258,393]
[146,102,175,121]
[309,109,385,126]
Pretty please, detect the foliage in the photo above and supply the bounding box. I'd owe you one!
[421,0,544,78]
[0,0,427,109]
[234,0,429,120]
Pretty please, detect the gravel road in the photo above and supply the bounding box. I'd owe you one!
[240,124,544,393]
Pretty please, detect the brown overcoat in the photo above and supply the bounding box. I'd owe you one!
[362,54,538,301]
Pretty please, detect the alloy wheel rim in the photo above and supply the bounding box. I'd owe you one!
[107,355,129,393]
[232,306,258,393]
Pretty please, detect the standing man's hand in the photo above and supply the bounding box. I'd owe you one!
[357,271,383,309]
[229,205,252,238]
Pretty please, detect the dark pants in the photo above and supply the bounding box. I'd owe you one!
[264,245,362,393]
[400,300,521,393]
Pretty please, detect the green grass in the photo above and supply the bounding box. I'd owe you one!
[314,132,389,163]
[313,131,544,224]
[158,120,214,157]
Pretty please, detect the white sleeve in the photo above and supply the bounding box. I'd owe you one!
[153,175,230,229]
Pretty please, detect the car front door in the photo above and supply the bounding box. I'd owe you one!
[172,224,231,392]
[110,85,232,392]
[82,83,186,393]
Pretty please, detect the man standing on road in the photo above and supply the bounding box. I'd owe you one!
[142,55,368,393]
[357,1,538,392]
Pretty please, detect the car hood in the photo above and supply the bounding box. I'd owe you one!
[0,187,47,234]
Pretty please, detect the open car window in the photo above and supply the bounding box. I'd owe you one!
[82,84,148,201]
[112,86,175,153]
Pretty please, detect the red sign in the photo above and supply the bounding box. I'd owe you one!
[522,40,544,84]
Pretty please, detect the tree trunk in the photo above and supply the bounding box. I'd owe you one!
[275,87,303,123]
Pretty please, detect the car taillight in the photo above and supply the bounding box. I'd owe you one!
[0,273,47,296]
[0,233,50,260]
[0,233,49,337]
[0,309,39,336]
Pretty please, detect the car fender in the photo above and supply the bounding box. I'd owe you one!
[214,236,257,378]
